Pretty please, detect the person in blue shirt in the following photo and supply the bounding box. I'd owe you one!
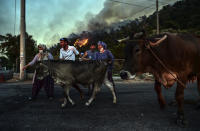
[81,44,97,60]
[80,44,97,94]
[96,41,115,87]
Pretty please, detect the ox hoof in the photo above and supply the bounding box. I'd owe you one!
[176,118,188,127]
[61,103,66,108]
[113,100,117,104]
[85,102,90,106]
[176,115,188,127]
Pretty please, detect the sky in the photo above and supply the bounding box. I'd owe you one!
[0,0,179,47]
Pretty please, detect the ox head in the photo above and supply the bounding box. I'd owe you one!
[119,36,145,80]
[35,61,50,80]
[119,32,167,80]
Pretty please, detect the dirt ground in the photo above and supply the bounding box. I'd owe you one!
[0,80,199,131]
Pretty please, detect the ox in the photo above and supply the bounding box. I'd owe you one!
[35,60,117,107]
[120,32,200,126]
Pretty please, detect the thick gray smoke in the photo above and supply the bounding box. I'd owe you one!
[87,0,140,31]
[78,0,178,32]
[0,0,179,47]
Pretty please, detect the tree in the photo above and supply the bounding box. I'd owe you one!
[0,33,37,72]
[0,56,9,68]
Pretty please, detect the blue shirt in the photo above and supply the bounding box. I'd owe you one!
[86,50,97,60]
[95,50,114,70]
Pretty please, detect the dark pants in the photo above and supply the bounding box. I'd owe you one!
[107,69,115,87]
[32,75,54,98]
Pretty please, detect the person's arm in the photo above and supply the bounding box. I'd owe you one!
[73,46,79,55]
[48,53,54,60]
[23,54,38,70]
[107,50,114,64]
[95,52,99,60]
[59,49,64,60]
[93,52,97,60]
[81,51,90,60]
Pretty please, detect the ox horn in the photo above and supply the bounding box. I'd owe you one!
[149,35,167,46]
[117,36,130,43]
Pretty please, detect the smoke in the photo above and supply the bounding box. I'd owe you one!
[0,0,179,47]
[80,0,147,31]
[87,0,139,31]
[26,0,80,47]
[75,0,179,32]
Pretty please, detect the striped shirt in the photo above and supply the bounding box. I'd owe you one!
[59,46,79,61]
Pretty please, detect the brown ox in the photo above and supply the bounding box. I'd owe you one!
[120,32,200,126]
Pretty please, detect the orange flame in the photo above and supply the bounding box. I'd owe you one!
[74,38,88,47]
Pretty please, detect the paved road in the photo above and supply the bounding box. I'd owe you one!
[0,80,199,131]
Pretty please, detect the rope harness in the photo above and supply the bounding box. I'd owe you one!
[144,37,186,88]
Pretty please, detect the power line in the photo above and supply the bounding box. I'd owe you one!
[108,0,172,18]
[108,0,154,8]
[108,0,173,10]
[108,0,175,35]
[146,0,169,5]
[108,0,145,7]
[131,3,155,17]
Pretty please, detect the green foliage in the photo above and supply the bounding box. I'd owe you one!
[0,33,37,72]
[49,43,60,60]
[147,0,200,34]
[0,56,9,68]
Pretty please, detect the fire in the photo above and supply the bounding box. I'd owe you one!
[74,38,88,47]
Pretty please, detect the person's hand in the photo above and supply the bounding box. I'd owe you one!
[81,57,89,61]
[23,65,28,71]
[108,60,112,64]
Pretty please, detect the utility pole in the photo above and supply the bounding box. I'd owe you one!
[156,0,159,34]
[14,0,16,35]
[20,0,26,80]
